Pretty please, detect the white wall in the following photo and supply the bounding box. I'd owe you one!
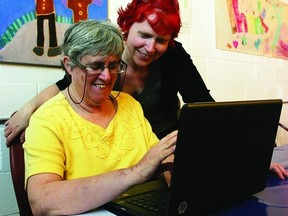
[1,0,288,215]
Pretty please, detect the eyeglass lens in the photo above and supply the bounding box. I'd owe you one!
[86,62,126,74]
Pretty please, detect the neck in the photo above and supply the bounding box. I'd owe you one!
[63,89,117,118]
[66,89,117,128]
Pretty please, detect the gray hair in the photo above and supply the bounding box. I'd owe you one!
[61,20,124,67]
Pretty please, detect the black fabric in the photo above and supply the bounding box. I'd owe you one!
[56,73,70,90]
[55,41,214,138]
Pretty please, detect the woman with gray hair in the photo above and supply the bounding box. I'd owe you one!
[23,20,177,215]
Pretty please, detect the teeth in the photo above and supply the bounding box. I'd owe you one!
[95,84,106,88]
[140,53,149,58]
[139,50,149,58]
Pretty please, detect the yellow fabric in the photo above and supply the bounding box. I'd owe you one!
[24,91,159,183]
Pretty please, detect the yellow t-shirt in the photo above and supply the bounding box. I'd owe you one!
[24,92,159,183]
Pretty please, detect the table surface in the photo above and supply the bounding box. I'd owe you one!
[76,144,288,216]
[212,144,288,216]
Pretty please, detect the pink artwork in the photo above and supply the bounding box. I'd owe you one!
[216,0,288,59]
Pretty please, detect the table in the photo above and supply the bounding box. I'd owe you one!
[78,145,288,216]
[212,144,288,215]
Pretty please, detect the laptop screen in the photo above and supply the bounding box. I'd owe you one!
[167,99,282,215]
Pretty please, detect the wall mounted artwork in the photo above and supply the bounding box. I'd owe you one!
[0,0,107,67]
[215,0,288,60]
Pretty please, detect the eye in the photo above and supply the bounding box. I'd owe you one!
[156,37,169,44]
[139,32,152,39]
[108,62,119,70]
[87,62,103,70]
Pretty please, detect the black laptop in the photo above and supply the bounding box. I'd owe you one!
[104,99,282,216]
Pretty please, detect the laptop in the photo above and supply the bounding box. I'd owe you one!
[103,99,282,216]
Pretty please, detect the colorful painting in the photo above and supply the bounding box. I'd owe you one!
[215,0,288,60]
[0,0,108,67]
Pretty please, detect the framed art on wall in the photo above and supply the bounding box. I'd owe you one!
[215,0,288,60]
[0,0,108,67]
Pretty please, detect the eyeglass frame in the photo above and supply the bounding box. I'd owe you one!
[69,58,127,75]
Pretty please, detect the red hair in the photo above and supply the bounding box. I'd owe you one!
[117,0,181,46]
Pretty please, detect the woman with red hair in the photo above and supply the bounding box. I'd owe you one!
[5,0,214,143]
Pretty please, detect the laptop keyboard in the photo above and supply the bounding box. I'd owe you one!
[125,189,168,213]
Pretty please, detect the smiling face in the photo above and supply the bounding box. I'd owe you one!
[65,54,120,107]
[123,20,171,68]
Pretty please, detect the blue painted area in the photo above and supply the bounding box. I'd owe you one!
[89,1,108,20]
[0,0,35,36]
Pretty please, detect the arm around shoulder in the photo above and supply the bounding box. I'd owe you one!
[4,84,61,145]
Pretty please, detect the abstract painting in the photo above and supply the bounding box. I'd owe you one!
[215,0,288,60]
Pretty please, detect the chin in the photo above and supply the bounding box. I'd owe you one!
[136,58,152,67]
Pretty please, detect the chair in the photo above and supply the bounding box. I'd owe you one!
[8,134,33,216]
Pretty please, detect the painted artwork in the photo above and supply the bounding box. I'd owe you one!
[215,0,288,60]
[0,0,108,67]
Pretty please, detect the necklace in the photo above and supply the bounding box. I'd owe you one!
[67,72,88,104]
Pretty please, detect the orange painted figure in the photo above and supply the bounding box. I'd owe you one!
[67,0,92,22]
[62,0,102,23]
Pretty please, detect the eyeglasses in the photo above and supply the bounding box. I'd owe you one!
[70,58,127,75]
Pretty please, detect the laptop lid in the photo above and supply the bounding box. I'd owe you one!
[104,99,282,216]
[167,99,282,215]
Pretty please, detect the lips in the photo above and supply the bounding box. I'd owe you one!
[137,49,154,61]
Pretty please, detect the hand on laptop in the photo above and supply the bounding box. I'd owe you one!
[270,162,288,180]
[132,130,177,184]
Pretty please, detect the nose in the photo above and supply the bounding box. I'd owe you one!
[145,39,156,53]
[98,67,111,80]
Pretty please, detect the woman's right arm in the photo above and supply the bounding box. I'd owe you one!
[5,84,61,146]
[26,131,177,216]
